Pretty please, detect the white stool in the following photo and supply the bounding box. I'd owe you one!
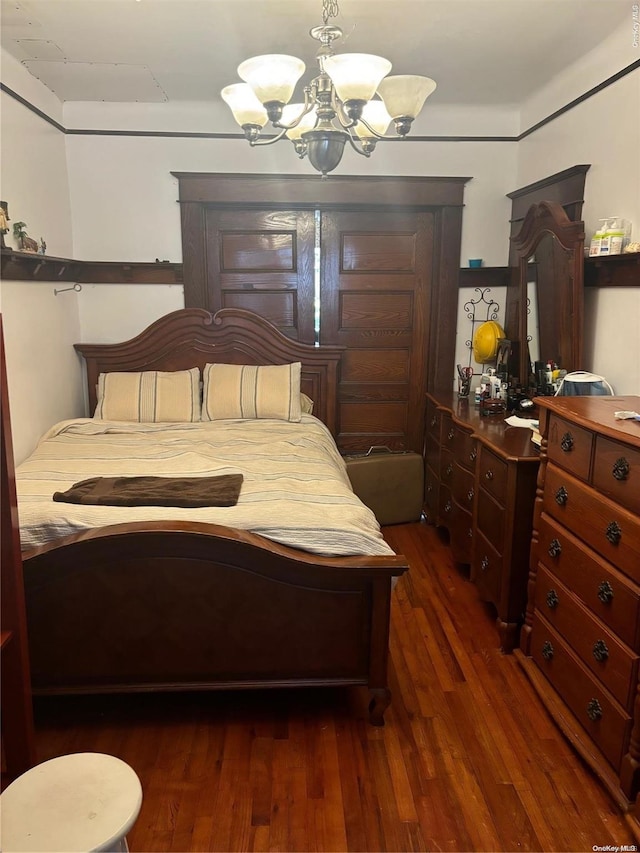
[1,752,143,852]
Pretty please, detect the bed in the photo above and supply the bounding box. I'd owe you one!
[17,308,408,724]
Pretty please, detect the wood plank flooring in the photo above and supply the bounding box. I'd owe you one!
[29,521,637,851]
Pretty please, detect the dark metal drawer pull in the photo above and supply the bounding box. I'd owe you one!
[470,448,477,463]
[597,580,614,604]
[468,527,473,538]
[546,589,559,609]
[448,428,455,441]
[548,538,562,558]
[586,698,603,722]
[555,486,568,506]
[541,641,554,661]
[592,640,609,662]
[480,556,489,572]
[613,457,630,481]
[485,470,494,481]
[444,500,452,514]
[427,483,433,493]
[446,463,454,476]
[430,415,437,428]
[467,488,474,502]
[560,432,574,452]
[606,521,622,545]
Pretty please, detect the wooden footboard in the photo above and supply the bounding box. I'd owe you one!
[22,522,407,725]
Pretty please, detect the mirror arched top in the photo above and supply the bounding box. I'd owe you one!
[511,200,585,386]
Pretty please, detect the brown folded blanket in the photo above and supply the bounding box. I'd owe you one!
[53,474,243,508]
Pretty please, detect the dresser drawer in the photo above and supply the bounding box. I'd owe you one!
[450,501,473,565]
[546,414,594,482]
[423,463,439,522]
[531,614,631,772]
[477,447,508,504]
[439,485,453,525]
[424,433,440,473]
[453,427,477,474]
[425,399,441,443]
[453,463,475,511]
[535,566,639,708]
[476,488,505,547]
[538,513,640,649]
[594,436,640,516]
[471,529,502,603]
[543,464,640,583]
[442,414,456,452]
[440,448,455,487]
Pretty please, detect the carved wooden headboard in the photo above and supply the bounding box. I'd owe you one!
[75,308,344,436]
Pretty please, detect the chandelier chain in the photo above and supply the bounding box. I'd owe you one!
[322,0,340,25]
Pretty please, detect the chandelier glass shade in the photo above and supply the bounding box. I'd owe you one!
[221,0,436,176]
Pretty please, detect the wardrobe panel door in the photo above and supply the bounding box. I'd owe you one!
[204,209,316,343]
[320,210,433,454]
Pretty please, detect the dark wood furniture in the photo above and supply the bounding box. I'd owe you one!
[20,308,408,725]
[424,392,539,651]
[517,395,640,810]
[1,315,36,784]
[509,201,585,388]
[173,172,469,455]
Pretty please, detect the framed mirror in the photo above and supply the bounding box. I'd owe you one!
[510,201,585,388]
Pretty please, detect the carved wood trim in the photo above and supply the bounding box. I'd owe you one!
[512,201,585,380]
[171,172,469,208]
[74,307,344,435]
[511,200,585,257]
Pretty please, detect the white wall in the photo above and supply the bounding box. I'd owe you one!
[0,283,83,464]
[0,50,80,462]
[0,51,73,257]
[63,127,517,267]
[517,22,640,394]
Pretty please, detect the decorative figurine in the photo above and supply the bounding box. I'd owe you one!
[0,201,9,249]
[39,238,47,255]
[12,221,39,253]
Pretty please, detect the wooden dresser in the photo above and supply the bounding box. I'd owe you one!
[424,392,539,651]
[517,395,640,808]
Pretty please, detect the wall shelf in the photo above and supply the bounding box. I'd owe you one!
[584,253,640,287]
[3,249,636,289]
[458,266,512,289]
[459,255,640,290]
[1,249,183,285]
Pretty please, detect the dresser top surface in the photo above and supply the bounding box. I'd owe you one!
[535,395,640,447]
[428,392,539,460]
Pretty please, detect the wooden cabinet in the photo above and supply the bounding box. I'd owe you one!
[517,395,640,808]
[424,393,539,650]
[1,316,36,784]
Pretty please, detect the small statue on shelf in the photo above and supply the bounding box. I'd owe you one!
[39,238,47,255]
[12,221,38,253]
[0,201,9,249]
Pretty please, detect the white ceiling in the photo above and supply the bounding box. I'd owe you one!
[0,0,630,107]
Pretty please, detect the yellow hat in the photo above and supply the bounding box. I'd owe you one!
[473,320,505,363]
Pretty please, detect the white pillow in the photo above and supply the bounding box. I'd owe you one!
[201,362,302,422]
[94,368,200,422]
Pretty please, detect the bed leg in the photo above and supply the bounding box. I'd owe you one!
[368,687,391,726]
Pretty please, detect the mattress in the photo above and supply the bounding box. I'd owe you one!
[15,414,394,557]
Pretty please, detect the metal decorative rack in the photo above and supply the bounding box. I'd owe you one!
[463,287,501,371]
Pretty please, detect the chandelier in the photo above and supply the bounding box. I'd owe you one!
[221,0,436,177]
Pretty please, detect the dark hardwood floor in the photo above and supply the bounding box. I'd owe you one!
[30,521,637,851]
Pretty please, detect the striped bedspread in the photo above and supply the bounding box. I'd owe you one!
[16,415,394,557]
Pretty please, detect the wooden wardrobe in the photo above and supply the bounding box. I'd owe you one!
[174,173,469,455]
